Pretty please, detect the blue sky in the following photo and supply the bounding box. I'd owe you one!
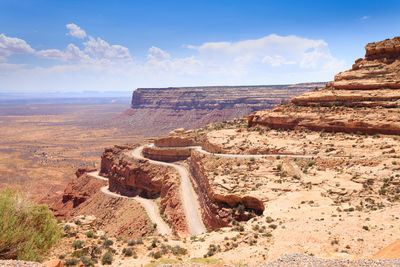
[1,0,399,93]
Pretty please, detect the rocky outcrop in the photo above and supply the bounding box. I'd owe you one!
[99,145,188,235]
[188,150,264,229]
[248,36,400,136]
[142,146,192,162]
[329,37,400,90]
[117,83,324,136]
[154,136,198,147]
[45,172,105,218]
[45,173,152,238]
[100,145,166,197]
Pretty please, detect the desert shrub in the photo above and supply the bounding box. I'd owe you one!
[64,258,79,266]
[71,247,89,257]
[79,256,95,267]
[72,240,84,250]
[103,239,114,248]
[86,231,93,238]
[0,187,61,261]
[170,245,187,256]
[101,252,113,265]
[153,250,162,259]
[269,224,278,230]
[122,247,133,256]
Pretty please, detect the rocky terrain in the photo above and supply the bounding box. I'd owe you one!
[39,36,400,266]
[248,36,400,135]
[120,83,324,136]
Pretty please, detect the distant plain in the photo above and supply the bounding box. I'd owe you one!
[0,98,143,197]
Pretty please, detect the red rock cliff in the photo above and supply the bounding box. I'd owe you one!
[248,36,400,136]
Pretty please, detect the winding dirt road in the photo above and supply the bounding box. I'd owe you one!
[87,142,352,237]
[87,171,172,236]
[127,146,206,236]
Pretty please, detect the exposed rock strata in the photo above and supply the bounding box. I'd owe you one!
[99,145,188,235]
[142,146,192,162]
[248,36,400,135]
[154,136,198,147]
[100,145,165,198]
[118,83,324,136]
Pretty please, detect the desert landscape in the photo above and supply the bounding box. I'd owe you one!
[0,99,141,197]
[2,1,400,267]
[28,36,400,266]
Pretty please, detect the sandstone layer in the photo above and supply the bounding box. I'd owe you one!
[119,83,324,136]
[142,147,192,162]
[99,144,188,235]
[248,36,400,135]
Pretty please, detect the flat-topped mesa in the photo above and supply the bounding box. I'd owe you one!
[328,36,400,90]
[121,83,325,136]
[248,36,400,136]
[131,85,319,110]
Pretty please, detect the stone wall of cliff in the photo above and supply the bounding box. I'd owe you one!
[248,36,400,136]
[99,145,188,235]
[117,83,324,136]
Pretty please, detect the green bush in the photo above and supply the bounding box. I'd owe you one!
[103,239,114,248]
[0,187,61,261]
[102,252,113,265]
[86,231,93,238]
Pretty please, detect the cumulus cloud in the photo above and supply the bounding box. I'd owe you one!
[66,23,87,39]
[83,36,131,60]
[0,33,35,58]
[147,46,170,61]
[188,34,341,70]
[36,44,90,62]
[1,32,347,92]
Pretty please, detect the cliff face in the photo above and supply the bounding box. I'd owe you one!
[119,84,324,136]
[99,145,188,235]
[248,36,400,135]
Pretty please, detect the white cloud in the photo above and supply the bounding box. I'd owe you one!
[0,33,35,57]
[147,46,170,61]
[189,34,338,69]
[360,16,370,21]
[66,23,87,39]
[83,36,131,60]
[1,32,347,93]
[262,55,295,66]
[36,44,90,62]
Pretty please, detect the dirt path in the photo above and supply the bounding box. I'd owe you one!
[127,146,206,236]
[87,171,172,236]
[150,144,354,160]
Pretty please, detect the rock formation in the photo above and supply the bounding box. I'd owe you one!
[99,144,189,235]
[248,36,400,135]
[43,169,152,238]
[189,150,264,228]
[118,83,324,136]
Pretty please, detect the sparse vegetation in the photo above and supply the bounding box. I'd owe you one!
[0,187,61,261]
